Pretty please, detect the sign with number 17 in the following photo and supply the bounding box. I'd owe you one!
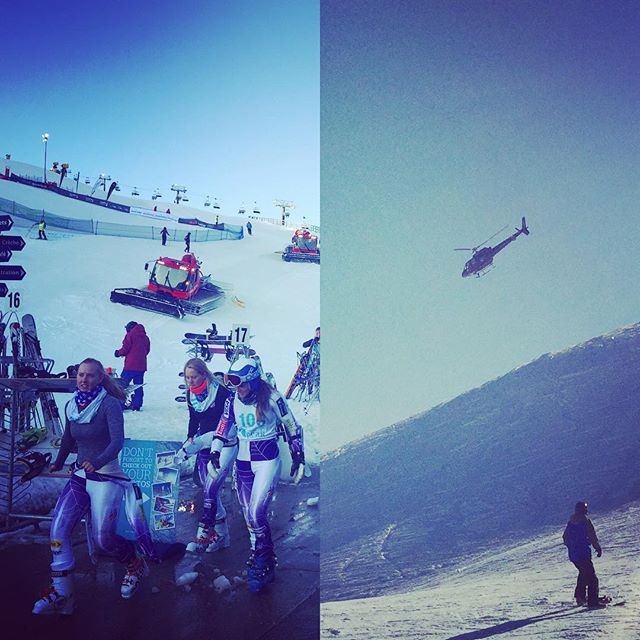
[230,324,251,345]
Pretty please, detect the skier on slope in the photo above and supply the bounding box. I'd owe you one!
[562,501,605,608]
[32,359,152,615]
[209,355,305,592]
[182,358,233,553]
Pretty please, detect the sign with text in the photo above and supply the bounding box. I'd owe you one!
[0,235,25,251]
[0,265,26,280]
[0,215,13,231]
[0,250,12,262]
[117,439,181,544]
[230,324,251,345]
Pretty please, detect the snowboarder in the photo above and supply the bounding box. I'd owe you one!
[246,221,252,236]
[160,227,169,246]
[184,232,191,253]
[563,501,604,608]
[210,355,305,592]
[215,215,219,225]
[38,219,47,240]
[32,359,150,615]
[114,321,150,411]
[181,358,233,553]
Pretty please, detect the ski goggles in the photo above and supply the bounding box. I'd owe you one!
[224,374,243,387]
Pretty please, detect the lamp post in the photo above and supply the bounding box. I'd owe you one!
[42,133,49,184]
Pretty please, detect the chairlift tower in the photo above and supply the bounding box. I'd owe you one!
[171,184,187,204]
[273,199,295,226]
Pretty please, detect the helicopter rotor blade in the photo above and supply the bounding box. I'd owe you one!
[472,224,508,251]
[454,248,473,251]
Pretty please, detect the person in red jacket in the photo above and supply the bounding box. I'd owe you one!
[114,321,150,411]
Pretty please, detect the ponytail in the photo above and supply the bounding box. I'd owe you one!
[79,357,127,401]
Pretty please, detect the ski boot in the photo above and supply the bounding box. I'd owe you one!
[205,521,230,553]
[32,571,74,615]
[247,554,276,593]
[186,523,215,553]
[121,555,148,599]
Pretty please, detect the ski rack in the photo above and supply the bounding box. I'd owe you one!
[0,315,75,531]
[0,377,78,530]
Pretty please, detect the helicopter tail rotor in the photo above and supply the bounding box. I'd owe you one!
[519,216,529,235]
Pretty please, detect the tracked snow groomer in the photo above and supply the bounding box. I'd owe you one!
[110,254,225,319]
[282,227,320,264]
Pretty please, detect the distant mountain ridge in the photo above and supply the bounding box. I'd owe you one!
[322,323,640,601]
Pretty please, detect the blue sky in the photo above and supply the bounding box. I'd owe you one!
[0,0,319,222]
[322,0,640,450]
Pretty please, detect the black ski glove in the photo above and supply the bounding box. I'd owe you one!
[209,450,221,470]
[289,436,305,480]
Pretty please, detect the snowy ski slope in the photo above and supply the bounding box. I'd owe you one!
[0,177,320,471]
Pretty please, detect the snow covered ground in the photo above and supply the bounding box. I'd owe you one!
[321,501,640,639]
[0,178,320,471]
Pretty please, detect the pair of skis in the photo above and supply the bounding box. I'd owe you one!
[285,342,320,401]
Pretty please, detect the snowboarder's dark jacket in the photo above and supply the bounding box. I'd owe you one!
[563,514,601,563]
[115,324,150,372]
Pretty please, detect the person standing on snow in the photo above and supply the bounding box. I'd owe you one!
[184,232,191,253]
[114,321,150,411]
[181,358,233,553]
[562,501,604,608]
[32,359,151,615]
[160,227,169,246]
[246,221,252,236]
[209,355,305,592]
[38,219,48,240]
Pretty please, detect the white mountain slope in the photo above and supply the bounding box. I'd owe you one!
[321,501,640,639]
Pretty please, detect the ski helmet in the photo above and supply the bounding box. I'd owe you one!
[225,356,260,387]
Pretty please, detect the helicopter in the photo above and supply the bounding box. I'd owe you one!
[456,216,529,278]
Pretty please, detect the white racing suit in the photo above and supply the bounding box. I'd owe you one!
[211,388,303,560]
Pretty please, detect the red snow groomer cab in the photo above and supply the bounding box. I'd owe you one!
[282,227,320,264]
[110,254,225,319]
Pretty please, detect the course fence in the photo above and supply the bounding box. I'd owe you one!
[0,197,244,242]
[247,214,320,234]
